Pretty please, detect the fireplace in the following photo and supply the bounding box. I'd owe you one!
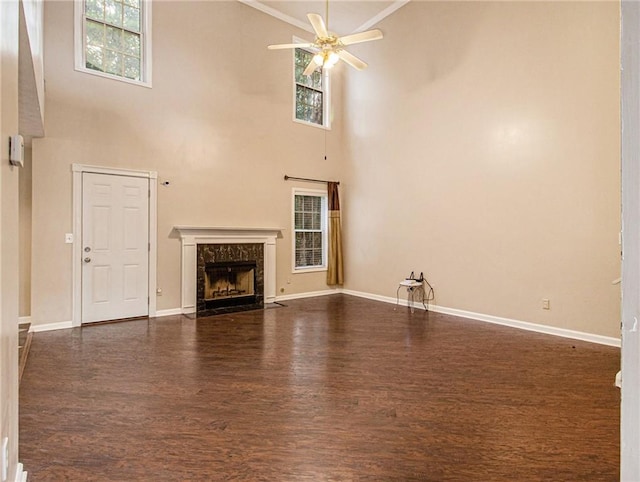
[174,226,282,315]
[197,243,264,316]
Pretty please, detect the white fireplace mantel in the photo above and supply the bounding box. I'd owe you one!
[174,226,283,314]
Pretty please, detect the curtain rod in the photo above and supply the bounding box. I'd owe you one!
[284,175,340,185]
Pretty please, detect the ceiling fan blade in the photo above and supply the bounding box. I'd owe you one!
[337,49,368,71]
[307,13,328,38]
[268,42,314,50]
[303,59,318,76]
[339,29,383,46]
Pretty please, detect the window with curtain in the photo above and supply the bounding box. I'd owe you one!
[292,190,328,271]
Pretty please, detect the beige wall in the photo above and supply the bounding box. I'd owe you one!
[19,147,31,317]
[342,1,621,337]
[1,0,22,478]
[31,1,345,325]
[32,1,621,339]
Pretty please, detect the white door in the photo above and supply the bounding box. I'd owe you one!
[82,172,149,323]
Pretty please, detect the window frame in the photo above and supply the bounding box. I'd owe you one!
[74,0,153,88]
[291,188,329,273]
[292,43,331,130]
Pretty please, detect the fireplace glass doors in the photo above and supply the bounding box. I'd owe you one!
[204,261,257,308]
[196,243,264,316]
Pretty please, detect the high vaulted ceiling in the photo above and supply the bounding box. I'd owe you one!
[239,0,409,35]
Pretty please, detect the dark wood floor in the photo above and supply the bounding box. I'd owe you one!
[19,294,620,481]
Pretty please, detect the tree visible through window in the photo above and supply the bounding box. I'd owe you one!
[294,48,326,127]
[80,0,148,83]
[294,192,327,269]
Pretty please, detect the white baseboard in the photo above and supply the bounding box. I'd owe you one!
[30,321,74,333]
[342,289,621,348]
[24,290,620,347]
[431,303,620,347]
[18,316,31,324]
[15,463,26,482]
[275,289,342,302]
[342,289,393,305]
[154,308,183,317]
[30,309,185,327]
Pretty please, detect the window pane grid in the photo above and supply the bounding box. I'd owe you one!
[83,0,143,81]
[295,248,323,268]
[295,86,323,125]
[294,194,324,268]
[294,48,325,126]
[86,0,141,32]
[294,49,323,89]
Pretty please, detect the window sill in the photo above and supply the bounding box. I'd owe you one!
[293,118,331,131]
[292,266,328,274]
[74,66,152,89]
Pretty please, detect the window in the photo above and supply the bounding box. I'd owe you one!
[294,48,329,128]
[74,0,152,87]
[292,189,328,271]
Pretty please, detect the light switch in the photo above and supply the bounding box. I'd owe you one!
[65,233,74,244]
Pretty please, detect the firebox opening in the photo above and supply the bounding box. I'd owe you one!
[204,261,257,308]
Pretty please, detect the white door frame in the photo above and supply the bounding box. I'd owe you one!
[621,2,640,477]
[72,163,157,327]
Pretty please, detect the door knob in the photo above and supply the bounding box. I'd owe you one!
[84,257,91,263]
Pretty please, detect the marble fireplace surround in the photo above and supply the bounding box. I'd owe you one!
[175,226,282,314]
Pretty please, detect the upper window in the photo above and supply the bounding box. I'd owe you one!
[292,189,328,272]
[294,48,329,129]
[74,0,152,87]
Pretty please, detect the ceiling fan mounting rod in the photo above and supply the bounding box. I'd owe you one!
[325,0,329,33]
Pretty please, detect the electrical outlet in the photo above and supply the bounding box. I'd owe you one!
[542,299,550,310]
[2,437,8,482]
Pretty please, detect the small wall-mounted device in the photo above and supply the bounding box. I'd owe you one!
[9,134,24,167]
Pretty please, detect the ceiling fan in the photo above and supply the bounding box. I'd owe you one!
[267,1,383,76]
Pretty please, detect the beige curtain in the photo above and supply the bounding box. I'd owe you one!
[327,182,344,286]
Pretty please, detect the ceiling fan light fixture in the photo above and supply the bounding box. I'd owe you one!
[327,51,340,67]
[313,51,341,70]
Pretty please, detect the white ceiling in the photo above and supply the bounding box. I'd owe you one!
[239,0,409,35]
